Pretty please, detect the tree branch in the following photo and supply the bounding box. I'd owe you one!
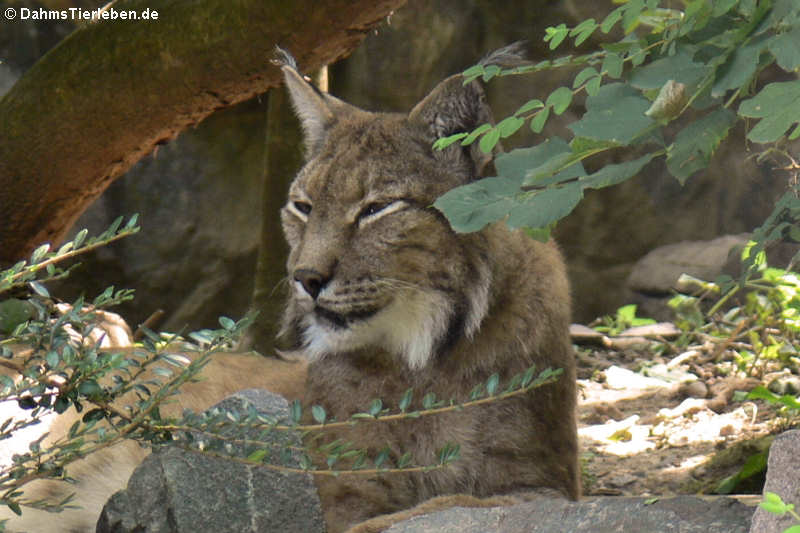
[0,0,406,263]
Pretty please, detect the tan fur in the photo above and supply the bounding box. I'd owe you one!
[3,52,578,533]
[279,54,580,533]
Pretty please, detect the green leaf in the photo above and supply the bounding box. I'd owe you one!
[368,399,383,417]
[422,393,437,410]
[479,127,501,154]
[124,213,140,229]
[78,380,102,397]
[568,83,655,145]
[506,137,587,184]
[601,52,624,79]
[573,67,599,89]
[496,116,525,139]
[546,87,573,116]
[486,374,500,396]
[481,64,501,83]
[544,23,568,50]
[601,6,624,33]
[506,184,584,231]
[739,80,800,143]
[433,132,468,151]
[769,29,800,71]
[374,448,390,468]
[45,351,60,369]
[628,50,710,90]
[434,176,518,233]
[570,18,598,46]
[399,388,413,412]
[290,399,302,424]
[712,35,771,97]
[460,123,492,146]
[434,138,586,233]
[583,153,657,190]
[311,405,327,424]
[107,215,124,237]
[247,449,268,463]
[622,0,645,33]
[712,0,738,16]
[28,281,50,298]
[218,316,235,330]
[746,385,780,403]
[530,106,550,133]
[514,98,544,116]
[585,76,602,96]
[666,107,736,184]
[31,244,50,263]
[73,229,88,249]
[397,452,413,469]
[0,299,36,335]
[462,64,484,84]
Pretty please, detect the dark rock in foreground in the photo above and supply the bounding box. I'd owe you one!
[386,495,754,533]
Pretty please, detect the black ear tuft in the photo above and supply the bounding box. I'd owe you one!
[409,43,529,176]
[274,47,366,157]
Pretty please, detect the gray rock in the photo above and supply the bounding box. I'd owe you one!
[97,389,324,533]
[386,495,754,533]
[627,234,751,295]
[750,430,800,533]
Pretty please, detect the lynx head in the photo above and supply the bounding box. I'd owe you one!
[277,53,500,371]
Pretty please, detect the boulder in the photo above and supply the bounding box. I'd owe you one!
[750,430,800,533]
[385,495,754,533]
[97,389,324,533]
[626,234,751,295]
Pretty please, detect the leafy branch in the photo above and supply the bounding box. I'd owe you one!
[433,0,800,248]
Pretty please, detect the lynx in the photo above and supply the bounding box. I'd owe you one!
[277,47,579,531]
[2,46,578,533]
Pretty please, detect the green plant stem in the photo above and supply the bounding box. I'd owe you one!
[2,229,138,292]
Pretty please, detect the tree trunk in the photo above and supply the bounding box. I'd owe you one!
[0,0,405,263]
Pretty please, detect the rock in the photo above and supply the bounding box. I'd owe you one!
[750,430,800,533]
[618,322,681,339]
[767,375,800,396]
[604,365,672,390]
[97,389,324,533]
[570,324,609,346]
[384,495,754,533]
[627,234,751,295]
[678,380,709,399]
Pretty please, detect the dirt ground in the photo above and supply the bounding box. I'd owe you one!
[575,331,788,498]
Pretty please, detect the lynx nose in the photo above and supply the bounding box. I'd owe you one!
[294,268,329,299]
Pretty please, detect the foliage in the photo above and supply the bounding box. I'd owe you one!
[433,0,800,252]
[0,216,253,518]
[0,219,564,523]
[592,303,656,336]
[760,491,800,533]
[667,252,800,379]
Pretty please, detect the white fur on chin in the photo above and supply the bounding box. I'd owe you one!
[301,290,454,371]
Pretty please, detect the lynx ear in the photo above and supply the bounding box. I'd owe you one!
[275,49,363,156]
[410,43,529,177]
[409,75,494,176]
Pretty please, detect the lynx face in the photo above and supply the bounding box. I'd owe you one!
[280,91,492,370]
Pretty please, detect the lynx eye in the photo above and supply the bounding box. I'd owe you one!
[294,201,312,215]
[288,200,312,222]
[357,200,407,226]
[360,202,389,219]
